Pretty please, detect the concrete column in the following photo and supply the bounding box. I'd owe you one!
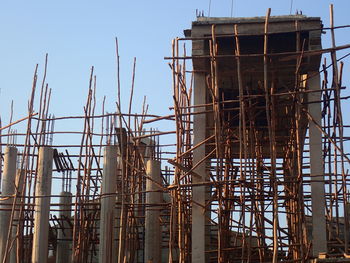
[99,146,118,263]
[115,156,122,263]
[308,72,327,256]
[144,160,162,263]
[56,191,72,263]
[31,147,54,263]
[10,169,25,263]
[192,72,209,263]
[0,147,17,263]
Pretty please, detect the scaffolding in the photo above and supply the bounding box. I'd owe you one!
[0,5,350,263]
[168,6,350,263]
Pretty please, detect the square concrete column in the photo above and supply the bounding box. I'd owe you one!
[31,147,54,263]
[9,169,25,263]
[115,156,122,263]
[99,146,118,263]
[145,160,162,263]
[192,72,209,263]
[308,72,327,256]
[0,146,17,263]
[56,191,72,263]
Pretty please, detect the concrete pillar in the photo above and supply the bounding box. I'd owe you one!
[31,147,54,263]
[0,147,17,263]
[192,73,209,263]
[56,191,72,263]
[115,156,122,263]
[144,160,162,263]
[9,169,25,263]
[308,72,327,256]
[99,146,118,263]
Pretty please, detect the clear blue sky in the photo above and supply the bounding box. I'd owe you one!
[0,0,349,127]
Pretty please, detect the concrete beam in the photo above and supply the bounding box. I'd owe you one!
[145,160,162,263]
[99,146,118,263]
[0,147,17,263]
[308,72,327,256]
[31,147,54,263]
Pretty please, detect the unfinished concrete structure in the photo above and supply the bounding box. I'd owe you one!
[0,6,349,263]
[188,14,325,262]
[169,8,350,262]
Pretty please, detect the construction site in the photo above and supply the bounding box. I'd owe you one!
[1,4,350,263]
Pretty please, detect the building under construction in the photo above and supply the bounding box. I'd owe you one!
[1,6,350,263]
